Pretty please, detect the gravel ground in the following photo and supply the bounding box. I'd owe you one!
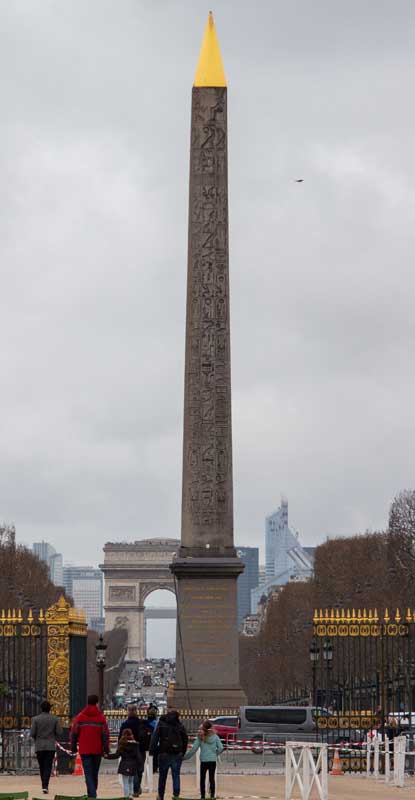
[0,771,415,799]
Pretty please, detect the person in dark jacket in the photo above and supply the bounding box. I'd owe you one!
[31,700,63,795]
[107,728,144,799]
[70,694,110,799]
[150,710,188,800]
[147,707,159,773]
[118,704,150,796]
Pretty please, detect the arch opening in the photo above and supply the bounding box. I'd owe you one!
[144,588,176,659]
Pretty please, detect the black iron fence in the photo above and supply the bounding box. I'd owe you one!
[311,607,415,771]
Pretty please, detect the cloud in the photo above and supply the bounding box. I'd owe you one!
[1,0,415,579]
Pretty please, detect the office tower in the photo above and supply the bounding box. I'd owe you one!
[236,547,259,626]
[63,566,104,632]
[32,541,63,586]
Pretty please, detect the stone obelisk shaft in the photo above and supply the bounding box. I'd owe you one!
[180,85,234,557]
[170,13,246,711]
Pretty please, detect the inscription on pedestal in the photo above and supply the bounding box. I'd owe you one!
[176,577,239,686]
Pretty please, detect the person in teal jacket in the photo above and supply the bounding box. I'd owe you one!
[183,720,224,799]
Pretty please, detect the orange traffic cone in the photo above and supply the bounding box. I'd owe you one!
[73,752,83,776]
[330,747,344,776]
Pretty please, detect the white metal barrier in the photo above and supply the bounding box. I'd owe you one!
[393,735,406,787]
[285,742,328,800]
[366,734,408,787]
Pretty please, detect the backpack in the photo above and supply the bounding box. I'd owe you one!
[165,724,183,755]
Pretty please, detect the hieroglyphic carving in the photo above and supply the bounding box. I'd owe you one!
[182,87,233,547]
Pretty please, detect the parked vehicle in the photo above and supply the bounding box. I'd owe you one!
[209,715,239,747]
[238,706,361,752]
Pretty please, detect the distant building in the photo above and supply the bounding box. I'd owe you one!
[251,499,314,612]
[236,547,259,627]
[241,614,260,636]
[32,541,63,586]
[63,566,104,632]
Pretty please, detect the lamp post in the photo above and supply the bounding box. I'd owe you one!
[309,637,320,707]
[322,637,333,707]
[95,635,107,708]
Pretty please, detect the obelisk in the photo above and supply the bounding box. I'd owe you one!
[170,12,247,710]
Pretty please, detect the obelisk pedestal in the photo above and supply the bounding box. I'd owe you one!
[170,13,247,711]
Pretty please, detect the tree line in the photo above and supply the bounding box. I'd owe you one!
[239,490,415,704]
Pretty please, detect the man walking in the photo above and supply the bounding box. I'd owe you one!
[31,700,62,795]
[118,704,150,796]
[150,709,188,800]
[71,693,110,798]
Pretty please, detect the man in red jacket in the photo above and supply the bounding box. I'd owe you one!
[71,694,110,798]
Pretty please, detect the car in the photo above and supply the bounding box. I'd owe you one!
[209,715,239,747]
[238,705,361,752]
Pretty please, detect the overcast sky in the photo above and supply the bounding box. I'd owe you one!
[2,1,415,580]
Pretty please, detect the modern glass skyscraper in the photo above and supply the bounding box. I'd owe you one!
[63,566,104,632]
[251,499,314,612]
[236,547,259,626]
[32,541,63,586]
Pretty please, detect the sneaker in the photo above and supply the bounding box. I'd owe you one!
[42,791,48,795]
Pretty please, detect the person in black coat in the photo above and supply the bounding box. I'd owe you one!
[107,728,143,799]
[150,710,188,800]
[118,705,151,796]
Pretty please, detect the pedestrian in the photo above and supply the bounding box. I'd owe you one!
[149,709,188,800]
[118,704,150,796]
[107,728,144,800]
[183,720,223,799]
[70,693,110,799]
[147,706,159,773]
[30,700,63,795]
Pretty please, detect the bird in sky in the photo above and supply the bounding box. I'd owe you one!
[295,179,304,183]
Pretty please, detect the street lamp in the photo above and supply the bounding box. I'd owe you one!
[95,634,107,708]
[309,637,320,707]
[322,637,333,708]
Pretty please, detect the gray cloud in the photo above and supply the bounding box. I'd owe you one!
[1,0,415,568]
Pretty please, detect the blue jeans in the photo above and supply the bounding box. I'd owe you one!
[122,774,135,795]
[81,753,101,798]
[158,753,182,800]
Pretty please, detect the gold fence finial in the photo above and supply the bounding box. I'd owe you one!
[28,608,33,623]
[17,609,22,623]
[384,608,390,623]
[395,608,401,623]
[39,609,45,623]
[351,608,356,623]
[374,607,379,622]
[324,608,329,622]
[7,609,11,622]
[0,609,5,623]
[406,608,412,623]
[313,609,319,624]
[330,608,335,622]
[11,609,16,623]
[319,608,323,622]
[368,609,373,621]
[363,608,367,622]
[357,609,362,622]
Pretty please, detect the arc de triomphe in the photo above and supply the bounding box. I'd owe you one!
[101,539,180,661]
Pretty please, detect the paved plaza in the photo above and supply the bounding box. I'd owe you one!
[1,772,415,799]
